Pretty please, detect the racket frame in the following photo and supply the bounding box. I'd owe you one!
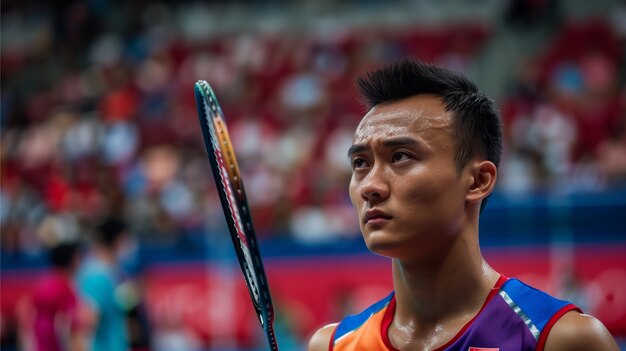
[194,80,278,351]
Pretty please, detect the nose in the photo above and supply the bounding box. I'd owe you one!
[360,166,389,203]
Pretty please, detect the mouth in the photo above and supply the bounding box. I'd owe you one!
[364,209,392,224]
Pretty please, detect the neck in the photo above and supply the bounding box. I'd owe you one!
[94,245,117,267]
[391,229,499,324]
[53,267,75,279]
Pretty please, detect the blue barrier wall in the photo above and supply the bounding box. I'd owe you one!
[2,187,625,270]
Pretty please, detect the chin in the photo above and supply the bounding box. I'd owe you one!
[363,232,406,258]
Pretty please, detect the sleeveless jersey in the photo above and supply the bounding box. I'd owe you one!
[330,276,581,351]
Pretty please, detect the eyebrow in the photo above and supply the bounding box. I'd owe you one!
[347,137,421,158]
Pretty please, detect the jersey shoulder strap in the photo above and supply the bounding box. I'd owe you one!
[331,292,394,350]
[499,278,581,350]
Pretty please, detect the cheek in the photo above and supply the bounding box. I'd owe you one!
[400,172,458,213]
[348,178,359,207]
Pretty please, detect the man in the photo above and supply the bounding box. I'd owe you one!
[31,241,89,351]
[77,216,130,351]
[308,60,618,350]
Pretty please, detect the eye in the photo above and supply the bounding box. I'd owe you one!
[351,157,369,170]
[391,152,411,163]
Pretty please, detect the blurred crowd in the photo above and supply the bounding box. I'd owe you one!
[2,1,626,350]
[1,0,625,261]
[499,18,626,194]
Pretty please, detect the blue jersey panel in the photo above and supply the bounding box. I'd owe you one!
[334,292,394,341]
[501,278,573,333]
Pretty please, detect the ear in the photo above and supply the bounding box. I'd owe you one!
[465,160,497,204]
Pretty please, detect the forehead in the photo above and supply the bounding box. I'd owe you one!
[353,94,453,144]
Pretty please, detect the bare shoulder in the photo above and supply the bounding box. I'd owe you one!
[308,323,338,351]
[544,311,619,351]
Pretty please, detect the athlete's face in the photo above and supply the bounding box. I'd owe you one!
[348,95,472,259]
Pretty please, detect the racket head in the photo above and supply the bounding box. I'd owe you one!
[194,80,278,350]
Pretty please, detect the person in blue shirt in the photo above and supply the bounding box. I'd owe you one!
[77,216,130,351]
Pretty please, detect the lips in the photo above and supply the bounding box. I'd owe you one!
[364,209,392,224]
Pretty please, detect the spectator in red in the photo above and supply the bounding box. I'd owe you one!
[30,240,91,351]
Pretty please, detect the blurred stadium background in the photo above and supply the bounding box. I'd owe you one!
[1,0,625,350]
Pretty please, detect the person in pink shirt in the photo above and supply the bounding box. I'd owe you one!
[31,241,89,351]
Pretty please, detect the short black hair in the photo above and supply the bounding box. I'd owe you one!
[48,242,82,269]
[357,59,503,210]
[94,216,128,247]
